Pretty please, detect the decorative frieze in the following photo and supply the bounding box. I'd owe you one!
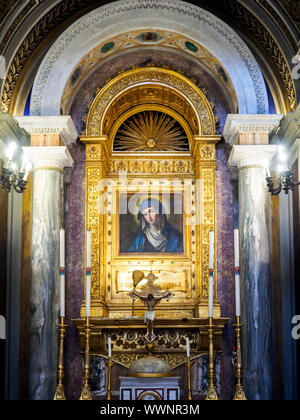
[223,114,283,146]
[107,158,195,177]
[15,116,78,147]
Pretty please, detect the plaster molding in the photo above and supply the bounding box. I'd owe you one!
[223,114,284,145]
[228,144,278,168]
[22,145,74,169]
[30,0,269,116]
[271,104,300,149]
[14,115,78,146]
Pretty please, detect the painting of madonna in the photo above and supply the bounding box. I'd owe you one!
[120,197,183,254]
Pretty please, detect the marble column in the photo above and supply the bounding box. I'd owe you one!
[18,116,77,400]
[224,114,282,400]
[22,146,73,400]
[271,105,300,400]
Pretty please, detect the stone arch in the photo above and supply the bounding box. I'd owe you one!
[30,0,269,116]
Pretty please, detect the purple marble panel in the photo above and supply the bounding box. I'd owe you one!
[65,143,86,400]
[216,143,236,400]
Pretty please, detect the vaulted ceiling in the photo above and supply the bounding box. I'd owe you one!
[0,0,299,115]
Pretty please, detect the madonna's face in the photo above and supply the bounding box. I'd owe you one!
[141,206,159,226]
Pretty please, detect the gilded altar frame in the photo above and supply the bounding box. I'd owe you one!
[80,67,221,319]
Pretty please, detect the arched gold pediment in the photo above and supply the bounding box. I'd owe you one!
[111,107,192,153]
[84,67,217,146]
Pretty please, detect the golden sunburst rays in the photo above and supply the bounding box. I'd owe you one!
[114,112,189,151]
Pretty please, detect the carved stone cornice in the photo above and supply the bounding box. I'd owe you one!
[228,145,278,170]
[271,104,300,148]
[0,109,30,148]
[22,145,74,170]
[271,104,300,165]
[228,144,278,169]
[223,114,284,145]
[14,115,78,146]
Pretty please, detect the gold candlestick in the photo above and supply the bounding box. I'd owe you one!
[79,317,93,400]
[53,317,68,400]
[107,358,115,401]
[233,316,247,400]
[186,357,194,400]
[205,317,219,400]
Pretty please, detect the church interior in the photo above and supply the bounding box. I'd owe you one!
[0,0,300,401]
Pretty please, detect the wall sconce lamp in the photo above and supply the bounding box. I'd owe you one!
[266,146,299,196]
[0,141,33,193]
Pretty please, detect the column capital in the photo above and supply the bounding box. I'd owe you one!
[223,114,283,145]
[22,146,74,170]
[271,105,300,146]
[14,116,78,147]
[228,145,278,169]
[271,104,300,166]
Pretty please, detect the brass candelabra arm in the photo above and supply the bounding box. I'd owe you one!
[267,171,300,196]
[266,176,282,196]
[0,167,28,194]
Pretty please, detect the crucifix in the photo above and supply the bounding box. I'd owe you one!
[128,271,174,342]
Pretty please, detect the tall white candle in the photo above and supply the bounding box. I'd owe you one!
[186,337,190,358]
[234,229,239,268]
[86,230,92,268]
[209,230,214,318]
[234,229,241,317]
[59,229,65,318]
[86,230,92,317]
[209,230,214,270]
[86,276,91,318]
[108,337,112,358]
[60,229,65,268]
